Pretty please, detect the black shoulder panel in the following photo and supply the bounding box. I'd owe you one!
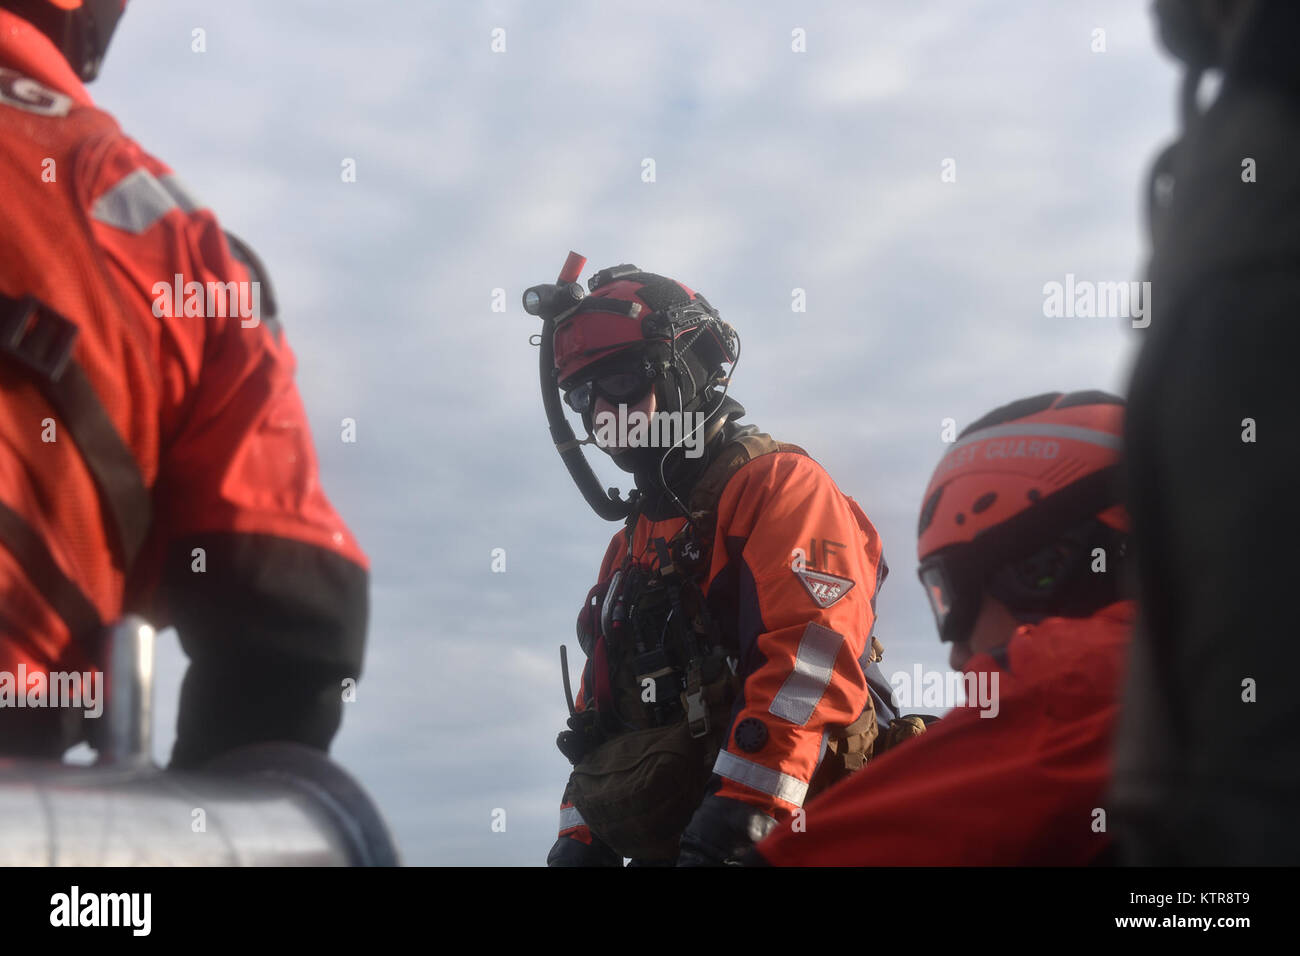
[223,231,282,341]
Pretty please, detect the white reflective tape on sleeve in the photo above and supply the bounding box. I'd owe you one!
[713,750,809,807]
[558,805,585,833]
[90,169,178,233]
[769,622,843,726]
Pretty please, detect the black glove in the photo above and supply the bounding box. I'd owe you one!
[555,709,603,765]
[676,794,778,866]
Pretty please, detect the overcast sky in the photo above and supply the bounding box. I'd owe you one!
[91,0,1180,865]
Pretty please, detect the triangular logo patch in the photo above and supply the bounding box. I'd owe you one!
[794,568,856,609]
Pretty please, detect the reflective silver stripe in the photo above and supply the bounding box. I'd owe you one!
[558,806,585,832]
[714,750,808,807]
[769,622,842,726]
[949,423,1121,455]
[158,174,204,213]
[90,169,178,233]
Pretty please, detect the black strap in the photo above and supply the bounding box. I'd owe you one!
[0,500,103,638]
[0,292,152,569]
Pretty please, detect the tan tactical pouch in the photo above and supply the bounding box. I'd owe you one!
[807,705,880,802]
[877,714,929,753]
[569,678,734,861]
[805,638,933,800]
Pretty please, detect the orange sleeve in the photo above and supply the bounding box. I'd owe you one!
[83,140,365,569]
[705,452,885,820]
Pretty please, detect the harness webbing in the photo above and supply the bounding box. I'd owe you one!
[0,291,154,637]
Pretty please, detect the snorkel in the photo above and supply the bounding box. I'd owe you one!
[525,251,636,522]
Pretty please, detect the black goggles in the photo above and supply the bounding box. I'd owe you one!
[563,364,657,414]
[917,554,981,645]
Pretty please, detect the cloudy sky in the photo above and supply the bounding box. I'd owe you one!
[91,0,1180,864]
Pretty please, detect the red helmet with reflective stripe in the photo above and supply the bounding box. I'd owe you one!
[552,266,736,393]
[916,391,1129,642]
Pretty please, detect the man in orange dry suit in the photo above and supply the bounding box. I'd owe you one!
[0,0,369,766]
[528,260,898,866]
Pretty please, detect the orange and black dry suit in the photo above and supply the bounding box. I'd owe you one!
[0,11,367,764]
[753,600,1134,865]
[550,412,888,865]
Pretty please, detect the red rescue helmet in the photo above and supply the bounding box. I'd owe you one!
[552,265,737,415]
[916,391,1129,643]
[6,0,127,81]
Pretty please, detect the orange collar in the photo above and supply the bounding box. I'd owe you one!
[0,7,95,108]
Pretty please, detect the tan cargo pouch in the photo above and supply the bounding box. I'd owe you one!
[569,674,735,861]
